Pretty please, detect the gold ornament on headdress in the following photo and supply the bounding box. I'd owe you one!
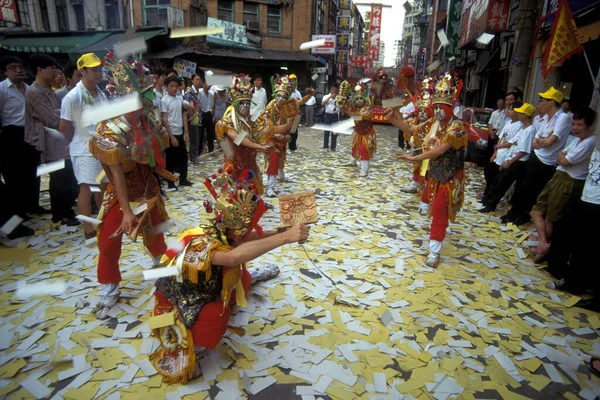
[415,77,435,108]
[432,73,463,105]
[103,52,154,96]
[337,80,352,108]
[271,74,294,96]
[228,74,253,104]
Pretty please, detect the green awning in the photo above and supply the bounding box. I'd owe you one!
[0,33,112,56]
[71,29,168,58]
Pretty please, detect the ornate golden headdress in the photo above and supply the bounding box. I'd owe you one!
[415,77,435,108]
[103,52,154,96]
[432,73,463,105]
[351,82,371,108]
[270,74,294,96]
[203,168,266,240]
[228,74,253,104]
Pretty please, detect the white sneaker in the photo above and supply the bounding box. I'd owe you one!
[360,170,368,177]
[93,292,120,320]
[425,253,440,268]
[401,186,418,194]
[418,202,429,215]
[266,188,276,197]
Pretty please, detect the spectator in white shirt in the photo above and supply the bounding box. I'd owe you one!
[321,86,339,151]
[0,55,35,238]
[480,102,536,213]
[161,76,190,189]
[199,77,215,153]
[59,53,107,239]
[530,108,598,263]
[288,74,303,152]
[488,98,507,139]
[397,93,415,150]
[304,94,316,126]
[502,87,571,225]
[545,108,599,312]
[250,75,268,121]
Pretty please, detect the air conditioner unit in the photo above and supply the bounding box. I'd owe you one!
[246,20,260,32]
[69,0,82,4]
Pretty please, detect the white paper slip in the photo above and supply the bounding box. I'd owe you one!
[81,94,142,126]
[143,266,179,280]
[373,372,387,394]
[17,330,45,351]
[37,160,65,176]
[382,98,405,109]
[114,36,147,59]
[0,215,23,235]
[234,130,248,146]
[395,258,405,274]
[16,281,68,299]
[516,247,527,259]
[131,203,148,215]
[437,29,449,46]
[90,186,101,193]
[426,60,442,73]
[136,359,158,376]
[76,215,103,225]
[299,39,326,50]
[170,26,225,38]
[544,363,565,383]
[447,340,473,348]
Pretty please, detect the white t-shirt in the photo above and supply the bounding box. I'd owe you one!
[557,135,598,180]
[60,82,107,156]
[400,102,415,118]
[161,94,184,136]
[495,120,523,166]
[291,89,302,101]
[323,94,338,114]
[506,125,536,163]
[534,110,572,165]
[489,109,507,131]
[582,144,600,205]
[305,96,316,106]
[250,87,268,120]
[153,88,165,113]
[533,114,547,132]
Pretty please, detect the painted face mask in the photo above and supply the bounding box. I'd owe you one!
[236,100,251,116]
[274,91,289,104]
[418,107,430,122]
[434,104,452,121]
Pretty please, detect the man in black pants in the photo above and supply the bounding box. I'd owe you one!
[0,55,49,219]
[199,78,215,154]
[25,54,80,226]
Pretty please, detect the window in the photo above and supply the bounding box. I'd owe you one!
[106,0,120,29]
[437,0,448,11]
[267,5,281,34]
[243,3,259,23]
[218,0,234,22]
[73,4,85,30]
[55,0,70,31]
[38,0,50,31]
[316,5,324,34]
[145,0,170,26]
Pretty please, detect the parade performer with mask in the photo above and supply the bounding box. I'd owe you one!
[215,74,276,195]
[149,168,310,383]
[88,53,176,319]
[400,77,435,195]
[387,73,468,268]
[339,81,377,177]
[260,74,313,197]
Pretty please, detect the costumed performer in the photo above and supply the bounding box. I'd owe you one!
[400,77,435,195]
[387,73,468,268]
[215,74,277,195]
[260,74,314,197]
[149,168,310,383]
[88,52,176,319]
[338,81,377,177]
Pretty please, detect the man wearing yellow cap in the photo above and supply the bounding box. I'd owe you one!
[501,87,572,225]
[479,102,537,213]
[60,53,107,239]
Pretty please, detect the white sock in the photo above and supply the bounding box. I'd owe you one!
[350,156,357,164]
[278,169,285,179]
[267,175,277,190]
[100,283,119,297]
[429,240,442,254]
[361,160,369,173]
[410,180,418,189]
[152,255,163,266]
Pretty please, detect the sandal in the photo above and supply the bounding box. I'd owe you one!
[588,357,600,378]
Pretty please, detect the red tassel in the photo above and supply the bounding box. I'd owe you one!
[204,178,218,199]
[128,113,144,146]
[244,200,267,240]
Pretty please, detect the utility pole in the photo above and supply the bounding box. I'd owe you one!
[507,0,537,92]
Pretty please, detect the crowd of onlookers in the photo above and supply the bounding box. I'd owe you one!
[476,87,599,311]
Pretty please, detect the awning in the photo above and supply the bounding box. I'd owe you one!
[0,32,112,55]
[71,28,168,58]
[148,45,324,63]
[578,20,600,43]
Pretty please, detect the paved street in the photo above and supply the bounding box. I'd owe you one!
[1,124,599,399]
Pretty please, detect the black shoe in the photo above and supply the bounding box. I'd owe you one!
[61,217,81,227]
[478,206,494,213]
[500,213,516,224]
[179,179,193,187]
[167,182,178,190]
[7,224,34,239]
[574,298,600,313]
[29,206,51,215]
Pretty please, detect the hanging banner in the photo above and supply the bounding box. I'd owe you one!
[445,0,463,57]
[458,0,510,48]
[0,0,19,24]
[336,33,350,49]
[310,34,336,54]
[338,0,351,10]
[335,50,349,65]
[336,15,351,31]
[368,5,382,62]
[350,55,368,68]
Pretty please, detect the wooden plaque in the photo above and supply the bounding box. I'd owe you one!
[279,191,318,227]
